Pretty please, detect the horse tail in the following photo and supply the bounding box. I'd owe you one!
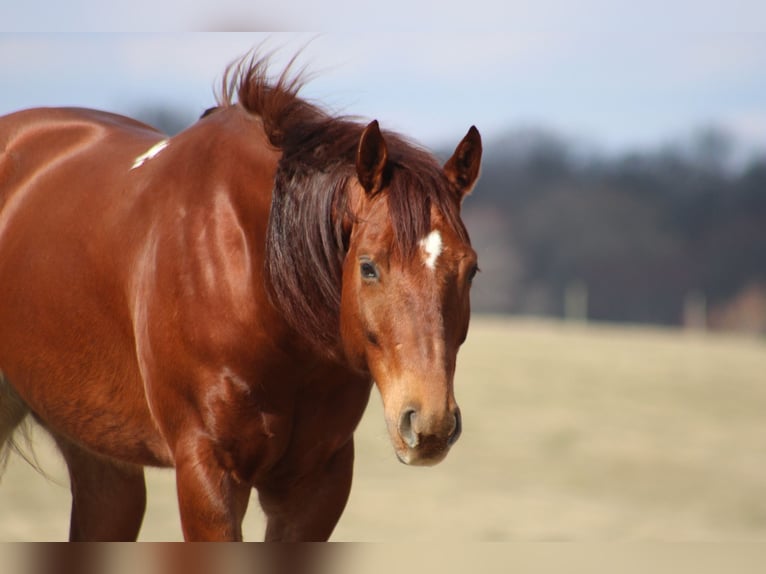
[0,370,31,475]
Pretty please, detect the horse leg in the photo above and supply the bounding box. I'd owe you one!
[52,434,147,541]
[174,435,252,541]
[258,439,355,542]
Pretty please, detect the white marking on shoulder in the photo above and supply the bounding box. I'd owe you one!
[131,139,169,170]
[420,230,443,270]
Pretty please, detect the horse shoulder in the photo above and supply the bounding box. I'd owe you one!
[127,109,292,438]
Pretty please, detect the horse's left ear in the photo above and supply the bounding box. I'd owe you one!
[444,126,482,200]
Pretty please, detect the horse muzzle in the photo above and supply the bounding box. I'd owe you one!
[390,406,462,466]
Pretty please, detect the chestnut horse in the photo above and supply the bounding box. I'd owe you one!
[0,55,481,541]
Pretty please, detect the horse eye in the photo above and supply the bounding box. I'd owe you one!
[360,261,379,281]
[468,264,480,283]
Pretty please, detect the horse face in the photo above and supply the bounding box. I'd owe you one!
[340,122,481,466]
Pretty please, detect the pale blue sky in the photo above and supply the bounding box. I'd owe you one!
[1,2,765,156]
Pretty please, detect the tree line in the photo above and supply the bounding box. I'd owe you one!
[457,127,766,333]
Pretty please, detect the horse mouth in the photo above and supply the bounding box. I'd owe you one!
[394,446,450,466]
[391,433,453,466]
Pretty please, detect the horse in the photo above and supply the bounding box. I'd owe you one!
[0,54,482,541]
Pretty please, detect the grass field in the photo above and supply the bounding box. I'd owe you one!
[1,317,765,541]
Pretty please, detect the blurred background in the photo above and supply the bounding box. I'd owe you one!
[1,3,765,543]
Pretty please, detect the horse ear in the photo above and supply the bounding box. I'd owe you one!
[356,120,388,195]
[444,126,482,200]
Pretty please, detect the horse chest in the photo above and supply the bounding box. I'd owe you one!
[217,377,372,486]
[215,410,292,484]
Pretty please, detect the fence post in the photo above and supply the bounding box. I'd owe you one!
[564,280,588,323]
[683,290,707,331]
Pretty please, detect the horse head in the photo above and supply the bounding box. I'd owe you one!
[340,120,482,465]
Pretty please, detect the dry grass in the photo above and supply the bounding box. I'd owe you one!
[1,317,765,541]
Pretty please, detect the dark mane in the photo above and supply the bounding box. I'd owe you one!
[219,54,469,356]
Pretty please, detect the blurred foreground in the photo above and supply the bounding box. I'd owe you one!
[0,317,765,541]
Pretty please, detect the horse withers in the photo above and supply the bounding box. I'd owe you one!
[0,55,481,541]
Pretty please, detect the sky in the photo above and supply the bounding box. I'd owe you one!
[1,1,765,157]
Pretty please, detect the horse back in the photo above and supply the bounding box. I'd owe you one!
[0,107,159,200]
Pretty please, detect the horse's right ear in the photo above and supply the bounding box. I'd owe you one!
[356,120,388,195]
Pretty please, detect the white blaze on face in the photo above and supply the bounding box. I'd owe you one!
[420,230,443,270]
[131,139,169,170]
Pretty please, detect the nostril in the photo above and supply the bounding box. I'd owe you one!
[448,409,462,446]
[398,408,419,448]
